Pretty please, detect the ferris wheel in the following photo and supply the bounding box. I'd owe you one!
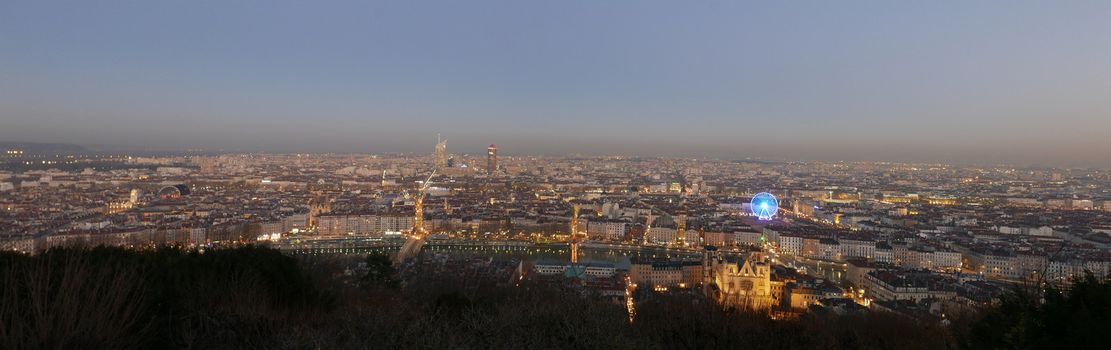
[750,192,778,220]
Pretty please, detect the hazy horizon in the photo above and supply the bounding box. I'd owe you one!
[3,1,1110,167]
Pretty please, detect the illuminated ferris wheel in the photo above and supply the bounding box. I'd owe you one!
[750,192,778,220]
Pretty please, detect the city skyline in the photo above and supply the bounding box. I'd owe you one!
[3,138,1109,172]
[2,1,1110,167]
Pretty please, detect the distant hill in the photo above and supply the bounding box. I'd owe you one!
[0,142,89,155]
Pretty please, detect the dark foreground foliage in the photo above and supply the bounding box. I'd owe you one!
[956,274,1111,349]
[1,247,1107,349]
[0,246,332,349]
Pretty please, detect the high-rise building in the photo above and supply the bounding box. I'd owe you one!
[487,144,497,175]
[434,135,448,170]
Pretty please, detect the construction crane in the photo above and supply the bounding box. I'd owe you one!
[411,169,436,238]
[395,169,436,263]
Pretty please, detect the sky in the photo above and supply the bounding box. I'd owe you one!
[1,1,1110,167]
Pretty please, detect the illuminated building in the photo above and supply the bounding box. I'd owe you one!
[704,249,776,310]
[534,260,616,278]
[587,220,627,241]
[645,226,677,244]
[925,196,958,205]
[308,194,333,228]
[314,214,413,236]
[129,189,142,205]
[863,270,956,302]
[629,258,702,290]
[486,144,497,175]
[105,201,133,214]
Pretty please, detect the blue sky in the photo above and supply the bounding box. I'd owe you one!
[2,1,1110,166]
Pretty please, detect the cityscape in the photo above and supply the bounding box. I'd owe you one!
[3,141,1110,347]
[3,1,1111,349]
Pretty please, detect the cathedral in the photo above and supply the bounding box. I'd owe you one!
[703,248,781,310]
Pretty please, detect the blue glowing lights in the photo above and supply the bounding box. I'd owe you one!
[750,192,778,220]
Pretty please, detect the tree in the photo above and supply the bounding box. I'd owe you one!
[361,253,398,289]
[964,273,1111,348]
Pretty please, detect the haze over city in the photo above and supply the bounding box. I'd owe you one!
[2,1,1110,167]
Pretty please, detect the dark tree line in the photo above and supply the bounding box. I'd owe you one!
[956,273,1111,349]
[1,246,332,349]
[2,247,1108,349]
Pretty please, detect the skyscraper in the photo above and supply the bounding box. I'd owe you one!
[434,135,448,170]
[487,144,497,175]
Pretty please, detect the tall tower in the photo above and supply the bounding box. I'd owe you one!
[434,135,448,170]
[487,144,497,175]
